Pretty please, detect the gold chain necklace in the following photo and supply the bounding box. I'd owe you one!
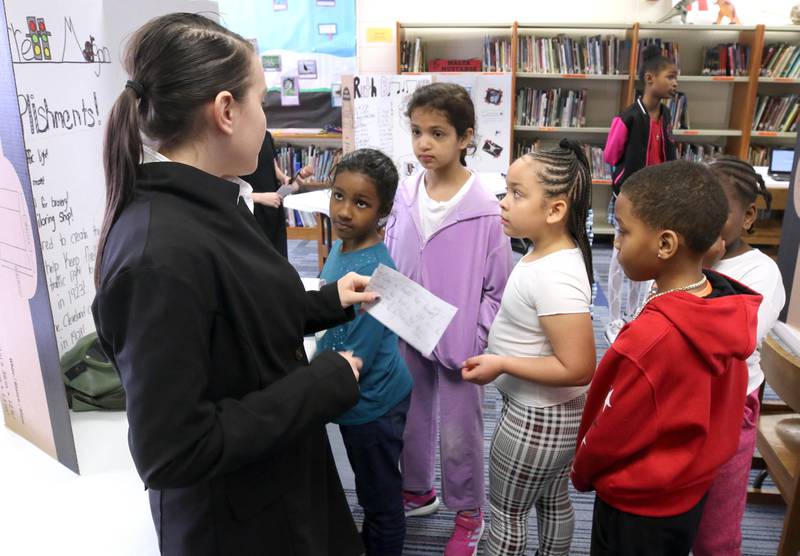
[633,275,709,320]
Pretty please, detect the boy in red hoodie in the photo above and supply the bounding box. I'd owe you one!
[571,160,761,555]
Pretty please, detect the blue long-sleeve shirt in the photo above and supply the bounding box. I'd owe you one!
[318,240,413,426]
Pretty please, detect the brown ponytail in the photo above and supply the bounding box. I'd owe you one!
[96,87,143,286]
[94,13,255,287]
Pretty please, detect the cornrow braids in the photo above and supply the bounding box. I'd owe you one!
[523,138,594,284]
[708,155,772,232]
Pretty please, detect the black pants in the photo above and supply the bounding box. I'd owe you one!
[591,494,707,556]
[339,394,411,556]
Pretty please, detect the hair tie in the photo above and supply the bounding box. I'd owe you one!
[126,79,145,99]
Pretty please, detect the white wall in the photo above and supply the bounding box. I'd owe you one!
[356,0,800,72]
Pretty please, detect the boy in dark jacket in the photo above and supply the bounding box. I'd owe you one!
[603,44,679,343]
[571,161,761,556]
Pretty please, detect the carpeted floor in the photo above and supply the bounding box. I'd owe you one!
[288,237,786,555]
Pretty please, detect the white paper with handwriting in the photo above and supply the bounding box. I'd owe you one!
[364,264,457,357]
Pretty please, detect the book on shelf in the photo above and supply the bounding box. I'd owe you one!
[664,91,689,130]
[428,58,482,72]
[676,143,724,162]
[637,38,680,74]
[516,34,631,75]
[760,44,800,78]
[400,38,426,72]
[515,87,588,127]
[701,43,750,76]
[484,36,512,72]
[513,140,612,181]
[752,94,799,132]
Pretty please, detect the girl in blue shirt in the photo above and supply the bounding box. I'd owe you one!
[317,148,413,555]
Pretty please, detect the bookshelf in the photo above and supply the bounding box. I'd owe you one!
[395,21,797,245]
[271,129,342,269]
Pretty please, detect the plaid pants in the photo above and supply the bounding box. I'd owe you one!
[486,393,585,556]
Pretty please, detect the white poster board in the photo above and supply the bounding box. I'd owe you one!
[342,72,513,178]
[1,0,217,471]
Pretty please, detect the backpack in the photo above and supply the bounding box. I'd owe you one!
[60,332,125,411]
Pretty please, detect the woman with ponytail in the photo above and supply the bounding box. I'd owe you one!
[461,139,597,555]
[91,13,373,556]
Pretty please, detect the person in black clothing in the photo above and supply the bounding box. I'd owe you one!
[241,129,289,255]
[241,127,312,257]
[92,13,373,556]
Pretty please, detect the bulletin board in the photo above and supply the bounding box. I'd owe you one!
[219,0,356,128]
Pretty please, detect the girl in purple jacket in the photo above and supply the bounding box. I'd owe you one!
[385,83,513,555]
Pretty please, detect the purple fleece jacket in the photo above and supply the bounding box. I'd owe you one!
[385,172,513,370]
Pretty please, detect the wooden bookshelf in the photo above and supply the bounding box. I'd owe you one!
[271,129,342,269]
[394,21,798,243]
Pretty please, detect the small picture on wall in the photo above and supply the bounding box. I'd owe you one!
[482,139,504,158]
[298,60,318,79]
[262,55,282,72]
[484,88,503,105]
[318,23,337,36]
[331,83,343,107]
[281,76,300,106]
[316,0,336,6]
[273,0,287,11]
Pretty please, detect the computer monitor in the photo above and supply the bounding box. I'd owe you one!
[769,147,794,178]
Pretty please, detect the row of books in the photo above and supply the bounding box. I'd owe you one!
[484,36,513,72]
[761,44,800,78]
[516,35,631,75]
[752,94,799,132]
[676,143,724,162]
[513,140,612,180]
[637,39,680,74]
[700,43,750,76]
[663,91,690,130]
[275,146,343,183]
[515,88,588,128]
[748,145,773,167]
[284,209,317,228]
[399,38,426,73]
[585,144,613,180]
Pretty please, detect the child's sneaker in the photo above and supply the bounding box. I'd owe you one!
[444,511,484,556]
[403,489,440,517]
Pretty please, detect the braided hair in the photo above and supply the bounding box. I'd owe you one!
[522,138,594,284]
[707,155,772,233]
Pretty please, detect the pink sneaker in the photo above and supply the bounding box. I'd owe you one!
[403,489,440,517]
[444,511,484,556]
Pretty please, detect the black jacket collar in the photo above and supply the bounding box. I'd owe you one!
[136,161,240,212]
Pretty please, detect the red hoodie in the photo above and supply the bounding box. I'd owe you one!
[571,270,761,517]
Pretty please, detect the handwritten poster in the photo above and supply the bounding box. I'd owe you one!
[0,0,79,471]
[342,73,512,177]
[342,73,433,178]
[2,0,217,470]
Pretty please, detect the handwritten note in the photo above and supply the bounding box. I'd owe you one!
[365,264,457,357]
